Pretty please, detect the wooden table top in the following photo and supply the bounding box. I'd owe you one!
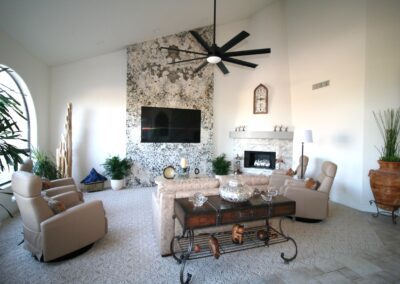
[174,195,295,230]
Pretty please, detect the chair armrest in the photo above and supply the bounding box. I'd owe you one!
[283,186,329,220]
[44,185,77,197]
[49,178,75,188]
[269,174,292,189]
[40,200,107,261]
[51,191,83,209]
[284,186,328,202]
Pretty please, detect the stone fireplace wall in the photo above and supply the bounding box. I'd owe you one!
[126,26,214,186]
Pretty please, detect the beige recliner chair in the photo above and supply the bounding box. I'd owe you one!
[12,171,108,261]
[19,159,82,200]
[282,161,337,221]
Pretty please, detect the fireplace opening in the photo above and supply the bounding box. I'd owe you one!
[244,151,276,169]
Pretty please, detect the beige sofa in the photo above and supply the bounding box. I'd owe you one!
[152,174,269,256]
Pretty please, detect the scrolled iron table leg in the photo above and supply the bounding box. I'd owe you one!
[179,230,194,284]
[170,236,182,263]
[279,216,287,235]
[278,216,298,263]
[280,236,298,264]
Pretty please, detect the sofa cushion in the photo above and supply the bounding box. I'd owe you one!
[217,174,269,187]
[158,177,220,193]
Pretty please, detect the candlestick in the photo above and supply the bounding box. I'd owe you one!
[180,158,187,169]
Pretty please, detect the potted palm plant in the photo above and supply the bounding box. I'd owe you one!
[369,108,400,218]
[102,156,132,190]
[0,86,28,171]
[0,85,29,217]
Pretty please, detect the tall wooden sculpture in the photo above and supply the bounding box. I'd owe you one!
[56,103,72,178]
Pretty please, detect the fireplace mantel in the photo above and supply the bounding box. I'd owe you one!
[229,131,293,140]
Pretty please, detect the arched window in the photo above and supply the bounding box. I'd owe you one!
[0,64,35,186]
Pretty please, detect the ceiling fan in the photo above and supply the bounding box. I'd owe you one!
[160,0,271,74]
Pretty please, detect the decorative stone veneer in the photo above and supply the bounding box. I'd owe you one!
[231,138,293,175]
[126,26,214,186]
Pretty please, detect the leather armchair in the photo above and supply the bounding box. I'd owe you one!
[11,171,108,261]
[19,159,82,200]
[282,161,337,220]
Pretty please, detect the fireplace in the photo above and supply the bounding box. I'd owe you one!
[244,151,276,169]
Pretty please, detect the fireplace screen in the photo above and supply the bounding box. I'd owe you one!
[244,151,276,169]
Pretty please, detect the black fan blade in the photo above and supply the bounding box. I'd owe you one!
[223,57,258,68]
[193,61,208,73]
[224,48,271,57]
[220,31,250,53]
[169,56,208,64]
[160,47,207,56]
[217,62,229,74]
[190,31,212,53]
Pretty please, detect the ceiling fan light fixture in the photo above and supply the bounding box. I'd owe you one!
[160,0,270,74]
[207,56,221,64]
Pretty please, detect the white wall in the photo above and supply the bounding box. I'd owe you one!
[50,50,126,184]
[214,0,292,161]
[286,0,367,209]
[286,0,400,211]
[0,29,50,220]
[361,0,400,210]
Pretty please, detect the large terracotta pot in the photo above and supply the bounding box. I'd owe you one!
[369,161,400,211]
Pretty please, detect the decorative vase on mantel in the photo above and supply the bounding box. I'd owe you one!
[369,161,400,212]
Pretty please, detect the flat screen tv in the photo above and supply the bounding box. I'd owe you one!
[141,106,201,143]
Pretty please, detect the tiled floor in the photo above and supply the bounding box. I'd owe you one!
[269,213,400,283]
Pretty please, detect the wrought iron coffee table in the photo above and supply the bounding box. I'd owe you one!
[171,194,297,283]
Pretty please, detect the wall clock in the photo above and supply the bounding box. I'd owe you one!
[253,84,268,114]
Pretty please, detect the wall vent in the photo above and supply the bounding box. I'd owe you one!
[312,80,330,90]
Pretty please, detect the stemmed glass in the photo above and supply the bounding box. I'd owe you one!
[261,186,278,202]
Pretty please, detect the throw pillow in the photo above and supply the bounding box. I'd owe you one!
[305,178,318,190]
[43,196,66,214]
[42,178,52,190]
[285,168,295,176]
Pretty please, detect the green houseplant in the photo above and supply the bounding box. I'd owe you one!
[102,156,132,190]
[369,107,400,218]
[211,154,231,176]
[373,108,400,162]
[32,148,60,180]
[0,86,28,172]
[0,84,29,217]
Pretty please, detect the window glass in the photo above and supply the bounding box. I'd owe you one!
[0,65,32,186]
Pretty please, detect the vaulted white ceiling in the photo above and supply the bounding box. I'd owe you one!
[0,0,273,66]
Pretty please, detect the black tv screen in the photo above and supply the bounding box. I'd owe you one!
[141,107,201,143]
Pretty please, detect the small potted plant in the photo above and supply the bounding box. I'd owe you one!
[102,156,132,190]
[211,154,231,177]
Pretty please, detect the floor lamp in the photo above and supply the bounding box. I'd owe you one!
[300,130,313,179]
